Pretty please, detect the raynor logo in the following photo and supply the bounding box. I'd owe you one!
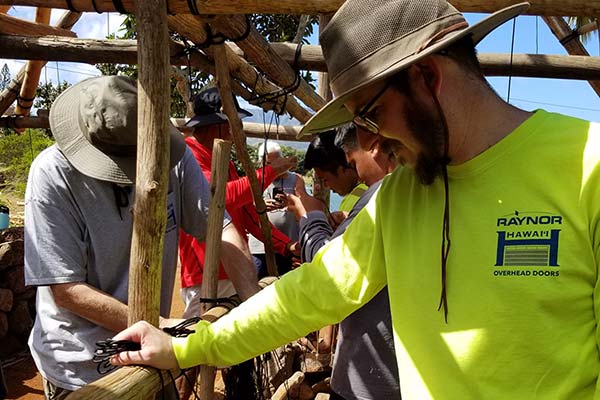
[495,211,561,268]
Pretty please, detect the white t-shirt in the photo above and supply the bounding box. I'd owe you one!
[24,145,225,390]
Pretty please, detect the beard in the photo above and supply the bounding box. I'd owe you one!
[403,95,448,185]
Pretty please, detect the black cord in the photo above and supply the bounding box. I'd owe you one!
[93,339,141,375]
[111,0,128,14]
[90,0,101,13]
[64,0,78,12]
[162,316,202,337]
[507,18,517,103]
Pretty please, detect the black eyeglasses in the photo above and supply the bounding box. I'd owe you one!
[353,79,393,134]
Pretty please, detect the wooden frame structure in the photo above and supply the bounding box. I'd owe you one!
[1,1,599,398]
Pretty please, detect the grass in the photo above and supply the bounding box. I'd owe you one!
[0,129,54,226]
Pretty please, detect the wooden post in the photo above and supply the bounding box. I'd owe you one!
[1,0,600,17]
[15,7,52,117]
[65,304,233,399]
[194,138,231,400]
[4,36,600,81]
[543,16,600,96]
[213,43,279,277]
[127,0,170,327]
[0,10,80,116]
[0,13,77,36]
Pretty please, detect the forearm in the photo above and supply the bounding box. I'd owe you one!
[172,235,385,369]
[51,282,129,333]
[220,224,260,301]
[299,211,334,262]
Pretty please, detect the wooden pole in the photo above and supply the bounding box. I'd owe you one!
[0,116,312,141]
[0,10,81,116]
[4,35,600,82]
[211,14,326,112]
[543,16,600,96]
[168,14,313,123]
[15,7,52,117]
[575,20,600,36]
[0,5,10,12]
[127,0,170,327]
[196,138,231,400]
[65,302,233,399]
[213,43,279,277]
[0,13,77,36]
[1,0,599,17]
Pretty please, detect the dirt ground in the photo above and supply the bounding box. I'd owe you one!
[3,267,187,399]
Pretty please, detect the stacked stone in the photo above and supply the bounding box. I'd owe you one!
[0,227,35,359]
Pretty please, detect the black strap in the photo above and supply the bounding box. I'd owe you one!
[559,30,579,45]
[64,0,79,12]
[111,0,128,14]
[186,0,200,15]
[90,0,101,13]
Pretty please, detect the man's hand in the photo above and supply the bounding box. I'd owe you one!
[286,241,300,257]
[265,198,285,212]
[329,211,349,230]
[110,321,179,370]
[287,175,326,220]
[269,156,297,177]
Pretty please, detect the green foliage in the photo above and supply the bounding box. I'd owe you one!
[35,81,71,112]
[567,17,598,44]
[249,15,317,44]
[0,129,54,196]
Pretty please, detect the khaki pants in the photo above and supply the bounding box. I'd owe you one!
[42,378,71,400]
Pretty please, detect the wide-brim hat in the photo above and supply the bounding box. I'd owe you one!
[50,76,186,185]
[299,0,529,137]
[186,87,252,129]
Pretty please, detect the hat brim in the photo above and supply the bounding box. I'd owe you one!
[298,2,529,137]
[185,109,253,129]
[50,77,186,185]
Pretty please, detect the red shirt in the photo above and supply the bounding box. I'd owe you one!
[179,137,292,288]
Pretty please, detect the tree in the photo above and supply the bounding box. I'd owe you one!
[34,81,71,138]
[567,17,598,44]
[0,64,10,91]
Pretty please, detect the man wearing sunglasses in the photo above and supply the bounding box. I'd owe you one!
[111,1,600,399]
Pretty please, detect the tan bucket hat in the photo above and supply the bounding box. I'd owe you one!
[50,75,186,184]
[299,0,529,136]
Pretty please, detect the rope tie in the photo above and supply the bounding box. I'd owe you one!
[64,0,78,12]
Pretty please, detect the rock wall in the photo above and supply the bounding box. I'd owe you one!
[0,227,34,359]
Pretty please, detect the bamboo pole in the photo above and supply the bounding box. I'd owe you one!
[127,0,170,327]
[4,35,600,82]
[195,138,231,400]
[543,16,600,96]
[0,13,77,36]
[0,10,81,116]
[213,43,279,277]
[211,14,326,112]
[1,0,599,17]
[15,7,52,117]
[168,14,312,123]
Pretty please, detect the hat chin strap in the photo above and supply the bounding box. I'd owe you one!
[416,21,469,53]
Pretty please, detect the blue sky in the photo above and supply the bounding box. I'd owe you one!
[3,7,599,126]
